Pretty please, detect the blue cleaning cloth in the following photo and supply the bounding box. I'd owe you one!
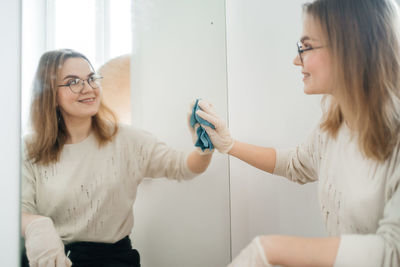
[190,99,215,152]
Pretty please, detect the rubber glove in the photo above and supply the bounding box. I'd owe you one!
[25,217,72,267]
[187,110,213,155]
[195,100,234,154]
[228,236,272,267]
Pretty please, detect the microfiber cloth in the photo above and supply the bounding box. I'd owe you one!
[190,99,215,152]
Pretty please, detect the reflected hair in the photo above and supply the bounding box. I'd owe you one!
[27,49,118,165]
[304,0,400,161]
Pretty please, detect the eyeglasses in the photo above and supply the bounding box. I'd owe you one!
[296,41,324,64]
[58,75,103,94]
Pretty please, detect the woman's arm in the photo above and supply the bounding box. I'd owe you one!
[197,100,320,182]
[21,213,72,266]
[262,235,340,267]
[186,150,213,173]
[228,141,276,174]
[195,101,277,173]
[229,235,340,267]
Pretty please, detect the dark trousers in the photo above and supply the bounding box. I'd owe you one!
[22,236,140,267]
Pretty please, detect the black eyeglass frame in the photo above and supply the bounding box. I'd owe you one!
[296,41,324,63]
[57,75,103,94]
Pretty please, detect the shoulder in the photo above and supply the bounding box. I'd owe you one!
[22,132,35,146]
[386,139,400,187]
[115,123,158,145]
[302,124,330,151]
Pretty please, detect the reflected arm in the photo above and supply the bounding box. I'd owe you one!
[186,150,212,174]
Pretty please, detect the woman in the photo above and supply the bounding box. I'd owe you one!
[196,0,400,266]
[21,49,213,267]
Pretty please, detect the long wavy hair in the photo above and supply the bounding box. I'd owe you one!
[305,0,400,161]
[27,49,118,165]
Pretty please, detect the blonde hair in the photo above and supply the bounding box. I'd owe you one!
[305,0,400,161]
[27,49,118,165]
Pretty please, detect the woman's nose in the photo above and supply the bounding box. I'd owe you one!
[80,79,94,93]
[293,54,302,66]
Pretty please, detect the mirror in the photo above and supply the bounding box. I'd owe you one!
[21,0,230,266]
[21,0,327,266]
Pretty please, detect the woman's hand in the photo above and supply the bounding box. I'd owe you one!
[25,217,72,267]
[187,110,213,155]
[228,236,272,267]
[195,100,234,154]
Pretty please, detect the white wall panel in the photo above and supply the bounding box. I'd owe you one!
[130,1,230,266]
[226,0,327,257]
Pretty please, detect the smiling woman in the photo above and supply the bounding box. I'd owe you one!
[56,59,104,140]
[27,50,118,164]
[21,49,214,266]
[21,0,131,135]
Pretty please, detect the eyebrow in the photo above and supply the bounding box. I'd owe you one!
[300,36,320,43]
[63,72,95,80]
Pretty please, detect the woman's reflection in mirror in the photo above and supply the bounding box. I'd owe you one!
[21,49,213,267]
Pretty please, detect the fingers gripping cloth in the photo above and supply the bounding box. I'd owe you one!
[190,99,215,152]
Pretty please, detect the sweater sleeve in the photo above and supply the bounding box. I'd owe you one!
[144,139,198,180]
[273,127,323,184]
[334,153,400,267]
[126,126,197,181]
[21,141,38,214]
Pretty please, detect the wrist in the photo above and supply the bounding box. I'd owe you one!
[259,235,278,266]
[254,236,271,267]
[197,150,213,157]
[226,139,236,155]
[25,217,53,237]
[195,147,214,156]
[187,150,213,173]
[22,213,47,237]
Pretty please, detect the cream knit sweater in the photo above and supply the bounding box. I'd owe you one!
[22,124,197,244]
[274,124,400,267]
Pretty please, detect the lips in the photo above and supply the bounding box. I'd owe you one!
[78,97,95,103]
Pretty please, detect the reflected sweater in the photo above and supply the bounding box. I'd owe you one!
[274,124,400,267]
[21,125,197,244]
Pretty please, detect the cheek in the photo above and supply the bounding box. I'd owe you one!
[317,60,333,86]
[57,90,74,109]
[309,57,331,79]
[56,92,64,106]
[97,87,103,98]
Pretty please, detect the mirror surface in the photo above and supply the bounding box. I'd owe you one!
[21,0,230,266]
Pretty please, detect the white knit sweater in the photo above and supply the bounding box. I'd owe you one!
[274,124,400,267]
[22,124,197,244]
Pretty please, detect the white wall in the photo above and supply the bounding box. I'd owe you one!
[226,0,327,257]
[130,1,231,266]
[0,0,21,266]
[21,0,47,134]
